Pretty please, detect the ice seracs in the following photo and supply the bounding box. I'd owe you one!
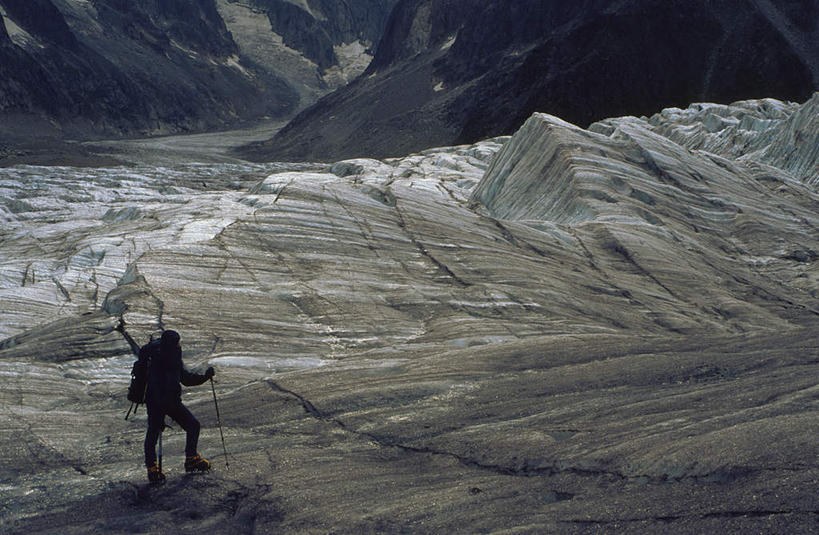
[472,95,818,333]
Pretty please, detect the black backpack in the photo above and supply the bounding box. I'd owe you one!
[127,357,149,404]
[125,340,156,417]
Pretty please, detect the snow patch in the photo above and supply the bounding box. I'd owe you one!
[323,40,373,86]
[441,34,457,50]
[251,172,339,195]
[170,39,199,59]
[178,217,237,244]
[1,12,41,49]
[224,54,249,75]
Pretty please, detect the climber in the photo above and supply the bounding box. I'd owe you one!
[140,329,215,484]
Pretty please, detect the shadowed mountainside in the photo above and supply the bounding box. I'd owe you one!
[1,96,818,533]
[214,0,398,110]
[0,0,398,150]
[244,0,819,162]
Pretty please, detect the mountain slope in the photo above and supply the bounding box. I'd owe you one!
[0,0,291,141]
[215,0,398,108]
[245,0,819,162]
[0,0,398,145]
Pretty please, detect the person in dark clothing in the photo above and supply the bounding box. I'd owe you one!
[140,329,215,483]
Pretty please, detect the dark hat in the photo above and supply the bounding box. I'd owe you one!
[160,329,180,348]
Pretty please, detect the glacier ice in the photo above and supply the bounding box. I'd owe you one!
[1,95,818,533]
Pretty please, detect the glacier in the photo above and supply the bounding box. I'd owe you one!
[0,95,817,533]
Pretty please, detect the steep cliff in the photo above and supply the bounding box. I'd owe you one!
[0,0,293,141]
[216,0,398,108]
[0,0,398,144]
[249,0,396,69]
[246,0,819,162]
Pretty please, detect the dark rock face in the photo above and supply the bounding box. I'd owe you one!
[2,0,79,47]
[0,0,401,144]
[92,0,238,58]
[0,0,400,144]
[210,0,399,130]
[248,0,819,162]
[250,0,398,69]
[0,0,296,140]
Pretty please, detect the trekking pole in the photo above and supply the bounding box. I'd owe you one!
[125,402,134,420]
[210,378,230,469]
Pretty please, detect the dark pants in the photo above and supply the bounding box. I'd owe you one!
[144,401,200,467]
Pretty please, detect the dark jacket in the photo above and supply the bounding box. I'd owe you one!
[139,339,209,407]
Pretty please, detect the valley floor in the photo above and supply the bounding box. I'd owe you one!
[0,119,287,168]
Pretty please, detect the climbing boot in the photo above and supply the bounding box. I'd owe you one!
[147,462,166,484]
[184,453,211,473]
